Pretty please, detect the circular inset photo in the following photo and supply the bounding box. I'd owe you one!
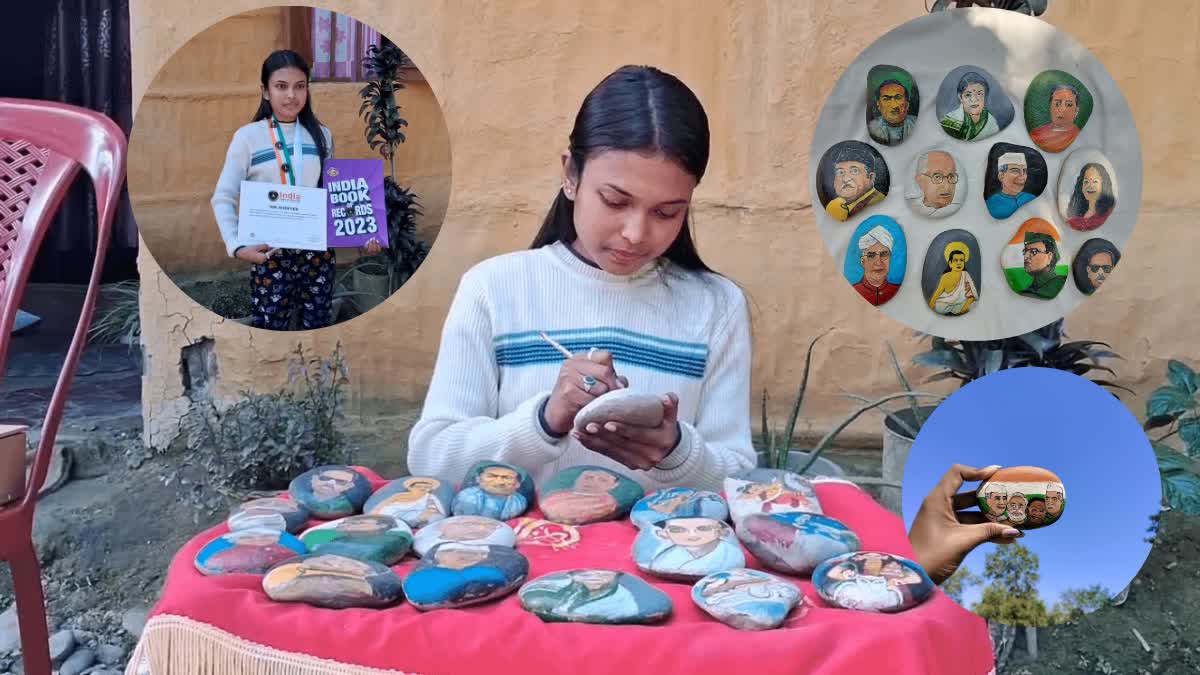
[901,367,1160,627]
[812,8,1143,341]
[128,6,450,331]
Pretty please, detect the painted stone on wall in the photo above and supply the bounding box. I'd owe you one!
[843,215,906,307]
[1072,238,1121,295]
[510,517,582,550]
[866,64,919,146]
[227,497,309,534]
[519,570,672,625]
[905,148,965,218]
[194,528,306,576]
[725,468,821,527]
[936,66,1013,142]
[450,461,534,521]
[630,487,728,530]
[412,515,516,557]
[816,141,889,223]
[1058,148,1117,231]
[538,465,644,525]
[1025,70,1094,153]
[977,466,1066,529]
[287,465,373,519]
[984,143,1048,220]
[403,543,529,611]
[298,514,413,565]
[737,512,861,576]
[692,568,805,630]
[633,517,745,581]
[363,475,455,529]
[812,551,934,613]
[921,229,982,317]
[1002,218,1069,300]
[262,553,404,609]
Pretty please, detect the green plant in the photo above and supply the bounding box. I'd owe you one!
[1143,359,1200,514]
[88,280,140,345]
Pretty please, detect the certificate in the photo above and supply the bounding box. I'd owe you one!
[237,181,329,252]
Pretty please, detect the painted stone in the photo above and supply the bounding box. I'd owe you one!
[812,551,935,613]
[633,517,745,581]
[519,569,672,625]
[538,465,644,525]
[843,215,906,307]
[363,475,455,529]
[921,229,982,317]
[978,466,1066,529]
[906,148,965,219]
[936,66,1013,142]
[1058,148,1117,231]
[692,568,805,630]
[287,465,373,519]
[403,542,529,611]
[1002,218,1069,300]
[450,461,534,520]
[262,553,404,609]
[298,514,413,565]
[574,389,664,431]
[866,64,919,147]
[816,140,889,223]
[1025,70,1094,153]
[984,143,1048,220]
[510,517,581,550]
[725,468,822,527]
[226,497,309,534]
[737,512,861,576]
[630,487,728,530]
[412,515,516,557]
[1072,238,1121,295]
[194,528,306,576]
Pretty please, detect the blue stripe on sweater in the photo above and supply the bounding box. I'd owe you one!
[494,328,708,378]
[250,145,323,166]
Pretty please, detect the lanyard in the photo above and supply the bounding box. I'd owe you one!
[269,115,298,186]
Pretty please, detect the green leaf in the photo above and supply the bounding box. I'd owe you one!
[1144,414,1177,431]
[1180,417,1200,458]
[1168,359,1199,395]
[1148,385,1197,418]
[1162,468,1200,514]
[913,351,966,372]
[1155,443,1194,472]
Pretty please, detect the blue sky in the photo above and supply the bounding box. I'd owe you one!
[901,367,1161,614]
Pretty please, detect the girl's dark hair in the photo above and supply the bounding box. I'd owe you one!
[254,50,329,185]
[529,65,714,274]
[1067,162,1115,218]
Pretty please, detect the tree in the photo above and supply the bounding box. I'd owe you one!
[971,542,1052,626]
[1049,584,1112,623]
[941,566,983,604]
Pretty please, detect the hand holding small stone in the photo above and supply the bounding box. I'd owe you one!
[543,349,625,435]
[573,393,682,471]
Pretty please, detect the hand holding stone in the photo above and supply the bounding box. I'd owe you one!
[573,393,681,471]
[543,349,625,435]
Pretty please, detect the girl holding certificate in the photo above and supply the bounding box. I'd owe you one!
[407,65,756,493]
[211,49,380,331]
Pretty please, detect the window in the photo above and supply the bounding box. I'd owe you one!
[281,8,423,83]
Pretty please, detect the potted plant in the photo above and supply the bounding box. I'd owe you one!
[1142,358,1200,514]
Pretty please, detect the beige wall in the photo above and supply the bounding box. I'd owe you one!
[130,5,450,278]
[133,0,1199,451]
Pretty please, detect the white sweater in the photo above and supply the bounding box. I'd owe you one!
[210,119,334,257]
[407,241,757,493]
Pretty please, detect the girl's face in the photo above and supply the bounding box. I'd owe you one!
[263,66,308,122]
[563,150,696,275]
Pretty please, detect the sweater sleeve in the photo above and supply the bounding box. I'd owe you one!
[644,283,757,490]
[211,128,250,257]
[406,265,571,481]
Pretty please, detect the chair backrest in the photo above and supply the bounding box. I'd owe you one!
[0,97,127,515]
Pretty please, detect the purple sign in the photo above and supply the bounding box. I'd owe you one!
[324,159,389,248]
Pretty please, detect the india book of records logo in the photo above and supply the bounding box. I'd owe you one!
[268,190,279,201]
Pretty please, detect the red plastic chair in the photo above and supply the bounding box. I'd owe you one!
[0,98,127,675]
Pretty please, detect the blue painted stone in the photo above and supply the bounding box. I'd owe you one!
[630,487,729,530]
[519,570,672,625]
[363,475,456,529]
[287,465,373,519]
[724,468,822,527]
[633,517,745,582]
[737,512,861,576]
[194,528,307,576]
[450,461,535,520]
[298,514,413,565]
[263,553,404,609]
[812,551,935,613]
[412,515,516,557]
[692,568,803,630]
[403,543,529,610]
[538,465,644,525]
[226,497,310,534]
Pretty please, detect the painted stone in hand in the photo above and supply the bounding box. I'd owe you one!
[263,553,404,609]
[403,543,529,611]
[298,514,413,565]
[227,497,309,534]
[633,517,745,582]
[813,551,934,613]
[738,512,861,576]
[816,140,889,223]
[573,389,665,431]
[922,229,982,317]
[978,466,1066,530]
[538,465,644,525]
[363,475,455,529]
[844,215,906,307]
[1025,70,1093,154]
[630,487,728,530]
[287,465,373,519]
[194,528,306,576]
[450,461,534,520]
[412,515,516,557]
[866,65,919,147]
[725,468,821,527]
[1058,148,1116,232]
[692,568,804,630]
[1072,238,1120,296]
[1002,218,1068,300]
[519,569,672,625]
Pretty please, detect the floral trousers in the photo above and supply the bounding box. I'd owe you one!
[249,249,335,331]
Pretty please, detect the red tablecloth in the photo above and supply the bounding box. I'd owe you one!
[129,470,996,675]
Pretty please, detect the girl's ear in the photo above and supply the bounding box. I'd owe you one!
[560,150,578,199]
